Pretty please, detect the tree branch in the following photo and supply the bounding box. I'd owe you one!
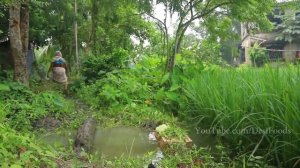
[190,0,194,19]
[182,1,234,28]
[147,14,167,32]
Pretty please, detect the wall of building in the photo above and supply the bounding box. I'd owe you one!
[283,43,298,61]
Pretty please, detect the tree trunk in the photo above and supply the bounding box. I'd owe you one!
[165,23,190,73]
[9,2,29,85]
[165,45,176,73]
[74,0,79,71]
[90,0,98,54]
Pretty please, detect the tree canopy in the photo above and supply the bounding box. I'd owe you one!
[137,0,276,72]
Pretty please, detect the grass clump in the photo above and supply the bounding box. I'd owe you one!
[0,81,75,131]
[0,124,57,167]
[182,65,300,167]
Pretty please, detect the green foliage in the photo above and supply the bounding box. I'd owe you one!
[81,48,129,83]
[77,54,287,167]
[181,65,300,167]
[80,56,159,106]
[198,39,224,65]
[158,125,188,141]
[0,81,74,131]
[275,8,300,43]
[78,56,186,126]
[272,1,300,43]
[0,124,57,167]
[249,43,269,67]
[137,0,275,72]
[79,55,190,117]
[160,146,228,168]
[103,156,152,168]
[27,0,153,71]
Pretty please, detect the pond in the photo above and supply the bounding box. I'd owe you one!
[93,126,157,157]
[39,126,158,158]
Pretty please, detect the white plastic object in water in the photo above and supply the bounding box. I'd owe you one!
[148,132,157,141]
[151,150,164,166]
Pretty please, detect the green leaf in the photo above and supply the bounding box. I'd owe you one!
[166,92,179,101]
[0,84,10,91]
[10,165,22,168]
[169,83,180,91]
[160,73,170,85]
[53,99,64,107]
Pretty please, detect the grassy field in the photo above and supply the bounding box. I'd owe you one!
[182,65,300,167]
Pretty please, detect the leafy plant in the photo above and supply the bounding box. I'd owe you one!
[249,43,269,67]
[1,81,74,131]
[82,48,129,83]
[0,124,57,167]
[158,125,188,142]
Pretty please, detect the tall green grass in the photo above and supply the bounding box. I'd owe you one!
[182,65,300,167]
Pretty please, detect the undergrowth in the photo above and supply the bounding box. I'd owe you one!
[78,56,300,167]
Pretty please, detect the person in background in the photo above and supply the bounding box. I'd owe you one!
[47,51,68,93]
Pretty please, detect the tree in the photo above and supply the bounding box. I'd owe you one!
[275,2,300,43]
[139,0,275,72]
[28,0,153,72]
[9,0,29,85]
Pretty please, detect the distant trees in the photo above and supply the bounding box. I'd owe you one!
[139,0,276,72]
[29,0,153,67]
[275,2,300,43]
[2,0,154,84]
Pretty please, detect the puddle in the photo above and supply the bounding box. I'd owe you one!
[39,131,75,148]
[39,126,157,157]
[93,126,157,157]
[39,125,217,158]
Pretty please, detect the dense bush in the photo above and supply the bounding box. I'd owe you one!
[79,57,159,106]
[77,56,184,131]
[81,48,130,83]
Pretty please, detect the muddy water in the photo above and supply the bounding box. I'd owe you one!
[93,127,157,157]
[39,126,157,157]
[39,131,75,147]
[39,126,217,159]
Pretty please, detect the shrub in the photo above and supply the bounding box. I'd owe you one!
[249,43,269,67]
[82,48,129,83]
[0,124,57,167]
[0,81,74,131]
